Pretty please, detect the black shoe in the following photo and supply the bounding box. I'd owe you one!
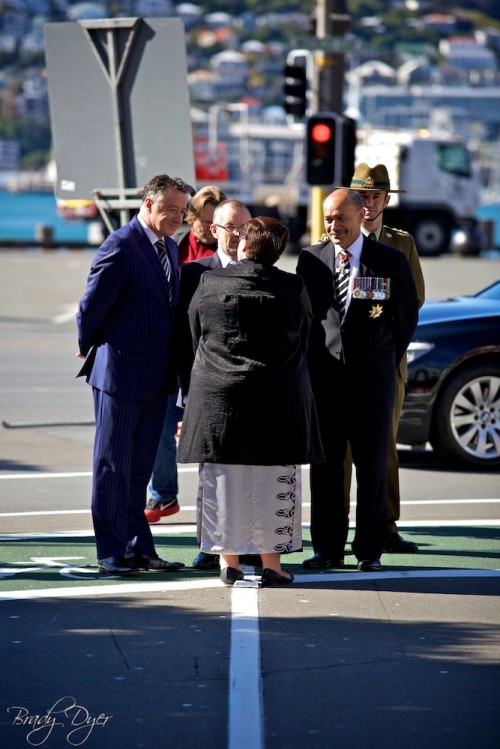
[357,558,382,572]
[303,552,344,570]
[192,551,219,570]
[261,568,294,586]
[220,567,244,586]
[98,556,140,577]
[384,533,419,554]
[132,554,185,572]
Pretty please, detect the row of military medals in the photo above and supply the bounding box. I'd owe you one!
[353,276,391,300]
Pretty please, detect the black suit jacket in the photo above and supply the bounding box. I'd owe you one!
[177,261,323,466]
[176,252,223,397]
[297,236,419,408]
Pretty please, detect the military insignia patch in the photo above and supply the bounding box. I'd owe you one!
[369,304,383,319]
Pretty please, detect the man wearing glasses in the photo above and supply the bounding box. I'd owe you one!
[177,198,252,570]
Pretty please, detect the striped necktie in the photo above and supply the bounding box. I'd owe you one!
[155,239,174,305]
[335,250,351,318]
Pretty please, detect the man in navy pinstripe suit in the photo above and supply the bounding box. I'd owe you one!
[77,174,193,576]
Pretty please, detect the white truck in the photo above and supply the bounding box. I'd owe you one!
[193,115,481,255]
[354,127,481,256]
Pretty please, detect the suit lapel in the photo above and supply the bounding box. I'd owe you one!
[132,216,167,281]
[208,253,222,269]
[319,240,336,273]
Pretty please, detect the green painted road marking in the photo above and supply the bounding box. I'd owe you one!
[1,528,499,593]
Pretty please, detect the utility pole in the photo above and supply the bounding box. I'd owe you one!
[314,0,350,114]
[310,0,351,242]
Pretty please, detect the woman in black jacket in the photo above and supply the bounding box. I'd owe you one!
[177,217,324,586]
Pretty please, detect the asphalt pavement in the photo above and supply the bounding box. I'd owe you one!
[1,249,499,749]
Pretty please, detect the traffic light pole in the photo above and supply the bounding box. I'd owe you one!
[314,0,349,114]
[310,0,350,243]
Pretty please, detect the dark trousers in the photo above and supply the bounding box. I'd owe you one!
[343,379,406,534]
[310,374,393,562]
[91,388,167,560]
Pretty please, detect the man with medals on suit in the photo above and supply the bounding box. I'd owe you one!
[345,163,426,554]
[177,199,252,571]
[297,188,419,572]
[76,174,193,577]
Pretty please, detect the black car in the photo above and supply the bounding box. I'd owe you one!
[397,281,500,469]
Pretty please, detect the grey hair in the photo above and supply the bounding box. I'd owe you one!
[212,199,251,224]
[141,174,195,203]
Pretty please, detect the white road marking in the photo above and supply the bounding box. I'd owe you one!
[1,499,499,519]
[398,499,500,505]
[52,305,78,324]
[0,578,223,600]
[0,524,198,540]
[1,568,499,601]
[229,587,263,749]
[0,466,198,480]
[0,510,91,517]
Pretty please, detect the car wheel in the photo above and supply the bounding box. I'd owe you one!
[431,365,500,469]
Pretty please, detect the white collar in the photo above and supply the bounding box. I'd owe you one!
[138,213,162,248]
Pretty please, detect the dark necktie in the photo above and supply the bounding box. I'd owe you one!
[335,250,351,318]
[155,239,174,305]
[368,232,376,240]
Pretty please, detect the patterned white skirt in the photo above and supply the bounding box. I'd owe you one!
[198,463,302,555]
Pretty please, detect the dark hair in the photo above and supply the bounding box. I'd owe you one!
[240,216,289,265]
[141,174,195,202]
[186,185,227,224]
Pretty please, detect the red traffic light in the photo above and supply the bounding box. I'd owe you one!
[306,113,340,186]
[310,123,333,144]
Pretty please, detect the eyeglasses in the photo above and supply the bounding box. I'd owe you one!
[213,223,244,235]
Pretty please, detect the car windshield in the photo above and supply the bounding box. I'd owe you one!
[474,281,500,301]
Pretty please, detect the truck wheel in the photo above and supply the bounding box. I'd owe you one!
[412,215,451,256]
[431,365,500,469]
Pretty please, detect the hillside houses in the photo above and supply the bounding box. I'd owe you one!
[0,1,499,173]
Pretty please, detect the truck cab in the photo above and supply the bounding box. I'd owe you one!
[356,129,481,256]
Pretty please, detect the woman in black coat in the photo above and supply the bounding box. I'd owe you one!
[177,217,323,586]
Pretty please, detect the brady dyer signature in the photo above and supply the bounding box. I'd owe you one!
[7,696,113,746]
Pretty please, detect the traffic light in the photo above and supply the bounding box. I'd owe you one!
[284,64,307,118]
[306,113,342,186]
